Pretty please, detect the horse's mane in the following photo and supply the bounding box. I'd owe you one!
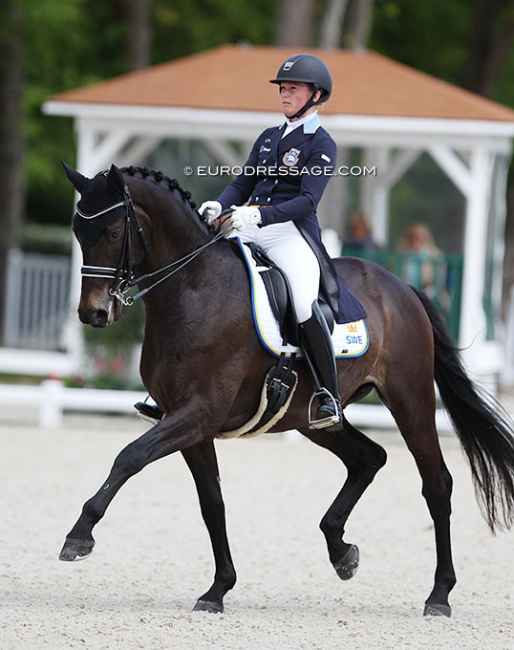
[120,165,198,212]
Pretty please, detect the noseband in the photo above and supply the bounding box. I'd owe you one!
[79,185,228,306]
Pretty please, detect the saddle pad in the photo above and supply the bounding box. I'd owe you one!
[237,238,369,359]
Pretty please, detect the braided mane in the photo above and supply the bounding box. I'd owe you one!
[121,165,198,212]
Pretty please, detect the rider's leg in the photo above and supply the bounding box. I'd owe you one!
[298,301,342,429]
[134,398,163,423]
[254,223,342,430]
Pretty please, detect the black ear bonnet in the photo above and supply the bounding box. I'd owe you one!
[62,162,130,248]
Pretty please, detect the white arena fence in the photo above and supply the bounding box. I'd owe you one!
[4,248,71,350]
[0,379,453,433]
[0,380,147,428]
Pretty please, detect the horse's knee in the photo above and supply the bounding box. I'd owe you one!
[113,443,148,476]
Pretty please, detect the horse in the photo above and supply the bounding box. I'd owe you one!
[60,162,514,617]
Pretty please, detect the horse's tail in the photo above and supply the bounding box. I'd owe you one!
[414,287,514,532]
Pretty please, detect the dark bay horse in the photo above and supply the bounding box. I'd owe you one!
[60,162,514,617]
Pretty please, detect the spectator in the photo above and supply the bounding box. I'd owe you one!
[343,211,378,253]
[397,223,447,306]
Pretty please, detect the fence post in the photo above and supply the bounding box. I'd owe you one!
[39,379,64,428]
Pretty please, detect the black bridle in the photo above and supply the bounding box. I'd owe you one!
[79,187,230,306]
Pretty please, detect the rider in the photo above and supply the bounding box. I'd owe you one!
[198,54,366,430]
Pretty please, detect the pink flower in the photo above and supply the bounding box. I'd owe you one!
[111,358,124,372]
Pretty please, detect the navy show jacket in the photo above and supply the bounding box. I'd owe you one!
[217,116,366,324]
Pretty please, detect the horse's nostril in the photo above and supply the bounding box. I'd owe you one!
[79,308,108,327]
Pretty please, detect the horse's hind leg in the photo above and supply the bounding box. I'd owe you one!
[181,441,236,614]
[386,385,456,617]
[301,417,387,580]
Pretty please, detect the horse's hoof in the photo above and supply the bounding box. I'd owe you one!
[59,538,95,562]
[333,544,359,580]
[193,599,224,614]
[423,603,452,617]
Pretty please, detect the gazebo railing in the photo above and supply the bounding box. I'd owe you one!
[341,248,464,341]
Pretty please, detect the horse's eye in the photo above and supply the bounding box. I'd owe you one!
[105,226,122,242]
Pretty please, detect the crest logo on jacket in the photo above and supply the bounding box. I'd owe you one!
[283,148,301,166]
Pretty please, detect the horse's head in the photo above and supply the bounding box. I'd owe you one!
[63,161,141,327]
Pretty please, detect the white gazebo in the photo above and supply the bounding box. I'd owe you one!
[43,44,514,380]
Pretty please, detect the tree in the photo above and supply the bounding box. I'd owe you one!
[341,0,375,50]
[273,0,316,46]
[461,0,514,96]
[126,0,152,71]
[0,0,24,343]
[318,0,349,49]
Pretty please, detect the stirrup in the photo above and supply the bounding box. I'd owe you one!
[308,388,341,430]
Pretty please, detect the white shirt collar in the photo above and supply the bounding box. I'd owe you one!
[282,111,320,138]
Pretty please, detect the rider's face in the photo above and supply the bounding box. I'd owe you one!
[279,82,320,119]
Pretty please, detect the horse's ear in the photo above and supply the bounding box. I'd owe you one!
[61,160,87,192]
[106,164,126,193]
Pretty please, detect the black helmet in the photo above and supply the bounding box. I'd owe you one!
[270,53,332,103]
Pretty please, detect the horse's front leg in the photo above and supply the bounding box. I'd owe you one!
[181,441,236,614]
[59,415,206,562]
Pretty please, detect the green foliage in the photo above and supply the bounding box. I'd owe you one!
[81,298,146,390]
[371,0,472,84]
[152,0,276,63]
[20,222,72,254]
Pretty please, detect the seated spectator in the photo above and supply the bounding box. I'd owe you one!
[343,212,378,253]
[397,223,448,307]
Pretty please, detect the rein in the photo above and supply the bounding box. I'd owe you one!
[80,189,232,306]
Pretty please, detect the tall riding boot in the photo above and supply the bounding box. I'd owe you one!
[134,398,163,424]
[298,301,343,431]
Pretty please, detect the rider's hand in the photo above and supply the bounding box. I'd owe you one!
[198,200,222,223]
[230,205,262,231]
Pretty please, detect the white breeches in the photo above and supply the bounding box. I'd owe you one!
[236,221,320,323]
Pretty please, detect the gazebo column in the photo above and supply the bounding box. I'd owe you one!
[361,147,422,247]
[427,143,501,378]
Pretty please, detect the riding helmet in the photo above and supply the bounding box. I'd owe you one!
[269,53,332,103]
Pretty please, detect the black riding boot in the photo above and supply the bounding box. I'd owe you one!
[298,302,342,431]
[134,400,163,424]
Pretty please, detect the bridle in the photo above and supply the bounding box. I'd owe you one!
[79,186,230,306]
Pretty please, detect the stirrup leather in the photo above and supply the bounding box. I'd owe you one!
[308,388,340,430]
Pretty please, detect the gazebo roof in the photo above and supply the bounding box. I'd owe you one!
[47,44,514,123]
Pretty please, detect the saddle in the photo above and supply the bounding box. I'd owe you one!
[247,242,334,347]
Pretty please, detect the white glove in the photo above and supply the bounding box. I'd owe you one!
[198,200,222,223]
[230,205,262,230]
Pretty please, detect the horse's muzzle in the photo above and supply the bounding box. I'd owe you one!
[78,294,120,327]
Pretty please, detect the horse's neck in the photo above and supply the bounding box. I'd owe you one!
[141,235,243,319]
